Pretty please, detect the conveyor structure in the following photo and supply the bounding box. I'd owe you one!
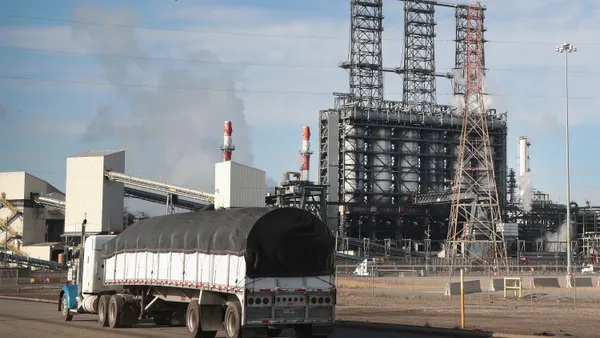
[0,193,26,257]
[0,252,63,270]
[104,170,215,205]
[36,171,215,214]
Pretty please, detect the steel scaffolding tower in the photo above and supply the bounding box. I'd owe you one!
[318,0,507,248]
[339,0,384,109]
[403,0,437,114]
[446,4,508,269]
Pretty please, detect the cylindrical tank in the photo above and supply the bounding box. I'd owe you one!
[427,132,443,192]
[518,136,530,177]
[57,253,65,265]
[343,125,357,203]
[372,128,391,203]
[82,295,98,314]
[399,130,419,196]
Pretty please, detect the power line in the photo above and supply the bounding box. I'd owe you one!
[0,45,596,76]
[2,12,599,47]
[0,74,595,100]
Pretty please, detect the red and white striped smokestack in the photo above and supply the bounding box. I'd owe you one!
[221,121,235,161]
[300,126,313,181]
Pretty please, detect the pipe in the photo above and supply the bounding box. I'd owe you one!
[221,121,235,161]
[300,126,313,181]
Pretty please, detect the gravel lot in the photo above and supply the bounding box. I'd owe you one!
[2,275,598,337]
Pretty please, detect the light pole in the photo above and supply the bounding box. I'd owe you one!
[556,42,576,276]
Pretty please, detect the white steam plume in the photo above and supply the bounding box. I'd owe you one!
[519,171,533,213]
[541,221,574,253]
[449,68,494,111]
[72,4,254,198]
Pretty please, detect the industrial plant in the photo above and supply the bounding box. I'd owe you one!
[1,0,599,271]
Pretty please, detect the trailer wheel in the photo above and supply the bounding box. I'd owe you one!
[224,301,242,338]
[186,300,217,338]
[97,295,111,327]
[108,295,125,328]
[61,296,73,322]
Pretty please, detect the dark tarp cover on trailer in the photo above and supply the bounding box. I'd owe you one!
[102,207,335,278]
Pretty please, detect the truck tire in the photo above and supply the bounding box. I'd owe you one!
[186,300,217,338]
[97,295,111,327]
[224,301,242,338]
[108,295,125,328]
[61,296,73,322]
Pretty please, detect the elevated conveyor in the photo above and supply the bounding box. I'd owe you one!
[105,170,215,204]
[0,252,63,270]
[36,186,208,213]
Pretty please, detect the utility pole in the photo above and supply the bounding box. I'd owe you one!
[556,42,576,277]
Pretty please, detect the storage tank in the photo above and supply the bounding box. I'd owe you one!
[399,130,419,196]
[372,128,392,203]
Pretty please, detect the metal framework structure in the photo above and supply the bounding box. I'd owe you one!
[402,0,437,114]
[318,0,507,246]
[264,180,328,222]
[446,4,508,269]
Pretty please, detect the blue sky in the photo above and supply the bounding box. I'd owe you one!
[0,0,599,214]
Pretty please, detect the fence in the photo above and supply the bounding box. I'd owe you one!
[334,263,599,300]
[0,269,18,285]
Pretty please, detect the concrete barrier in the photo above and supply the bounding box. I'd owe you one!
[573,277,593,287]
[488,278,504,291]
[532,277,561,288]
[444,280,482,296]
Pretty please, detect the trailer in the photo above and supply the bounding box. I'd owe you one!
[58,207,336,337]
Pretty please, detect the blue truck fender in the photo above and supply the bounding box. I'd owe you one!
[58,284,78,312]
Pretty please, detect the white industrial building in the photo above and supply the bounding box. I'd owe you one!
[0,148,269,265]
[0,171,65,261]
[64,150,125,237]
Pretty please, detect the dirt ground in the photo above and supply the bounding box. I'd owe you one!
[2,277,599,337]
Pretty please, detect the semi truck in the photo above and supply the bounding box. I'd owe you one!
[57,207,336,338]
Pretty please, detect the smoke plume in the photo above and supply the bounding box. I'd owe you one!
[519,171,533,213]
[72,4,254,193]
[450,68,494,112]
[541,221,574,253]
[0,104,6,119]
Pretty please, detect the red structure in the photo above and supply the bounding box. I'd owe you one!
[221,121,235,161]
[300,126,313,182]
[447,3,508,269]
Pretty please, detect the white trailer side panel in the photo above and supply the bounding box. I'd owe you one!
[148,253,158,281]
[105,252,246,292]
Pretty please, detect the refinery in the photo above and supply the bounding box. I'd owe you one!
[1,0,599,272]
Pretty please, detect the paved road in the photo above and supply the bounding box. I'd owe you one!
[0,299,443,338]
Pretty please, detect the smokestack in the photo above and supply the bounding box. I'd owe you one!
[221,121,235,161]
[518,136,530,177]
[300,126,313,181]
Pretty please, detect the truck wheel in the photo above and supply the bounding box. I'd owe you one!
[97,295,111,327]
[108,295,125,328]
[224,301,242,338]
[186,300,217,338]
[61,296,73,322]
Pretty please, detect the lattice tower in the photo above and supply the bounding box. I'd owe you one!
[340,0,384,109]
[446,3,508,271]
